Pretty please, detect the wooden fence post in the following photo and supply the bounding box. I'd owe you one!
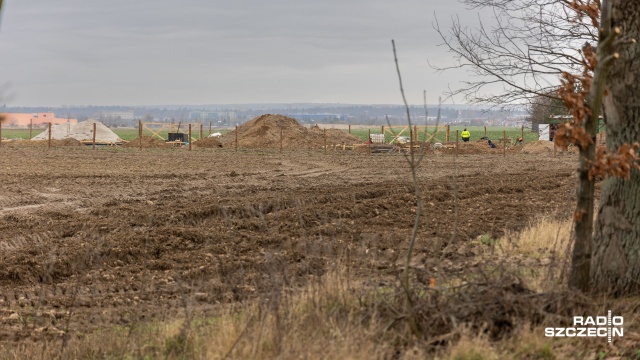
[0,122,2,148]
[93,122,97,150]
[521,125,524,142]
[484,126,487,137]
[324,128,327,155]
[138,119,142,151]
[29,119,33,140]
[280,127,283,153]
[368,129,371,155]
[188,124,192,151]
[414,125,418,142]
[381,125,384,135]
[348,124,351,134]
[48,122,52,149]
[503,130,506,157]
[235,125,238,152]
[455,130,458,157]
[200,123,203,140]
[209,121,212,137]
[446,125,450,142]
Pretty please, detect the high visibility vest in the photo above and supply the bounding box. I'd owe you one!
[461,131,470,138]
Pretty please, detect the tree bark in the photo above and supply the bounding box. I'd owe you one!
[568,1,616,292]
[591,0,640,295]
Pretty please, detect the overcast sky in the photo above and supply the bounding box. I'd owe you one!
[0,1,490,107]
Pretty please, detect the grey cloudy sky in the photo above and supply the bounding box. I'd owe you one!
[0,1,488,106]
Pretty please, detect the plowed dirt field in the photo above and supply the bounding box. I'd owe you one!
[0,146,578,341]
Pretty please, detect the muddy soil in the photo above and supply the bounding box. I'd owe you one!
[0,146,579,341]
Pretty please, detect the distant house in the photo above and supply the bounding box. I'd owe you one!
[0,112,77,128]
[537,114,605,141]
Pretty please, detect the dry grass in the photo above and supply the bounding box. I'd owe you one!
[3,220,639,360]
[443,328,499,360]
[468,217,573,292]
[0,270,395,359]
[203,272,391,359]
[499,217,572,259]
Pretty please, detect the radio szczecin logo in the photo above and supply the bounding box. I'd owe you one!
[545,310,623,343]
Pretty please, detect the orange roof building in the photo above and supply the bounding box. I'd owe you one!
[0,112,78,128]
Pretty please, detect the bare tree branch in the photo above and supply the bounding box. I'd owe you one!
[432,0,597,108]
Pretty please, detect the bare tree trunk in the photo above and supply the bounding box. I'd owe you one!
[570,156,597,291]
[0,0,4,28]
[591,0,640,295]
[568,1,616,292]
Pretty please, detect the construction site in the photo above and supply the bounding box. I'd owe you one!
[1,114,580,157]
[0,113,626,359]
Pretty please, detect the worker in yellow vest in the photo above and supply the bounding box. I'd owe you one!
[461,128,471,142]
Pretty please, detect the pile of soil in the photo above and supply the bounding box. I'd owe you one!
[219,114,361,149]
[52,138,85,147]
[193,137,223,148]
[521,140,555,154]
[457,141,502,154]
[123,136,169,148]
[432,140,502,155]
[521,140,580,156]
[219,114,309,149]
[309,125,361,145]
[2,139,37,147]
[4,138,85,147]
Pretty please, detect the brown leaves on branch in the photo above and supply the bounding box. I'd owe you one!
[557,1,639,182]
[558,71,589,126]
[581,43,598,72]
[589,143,640,180]
[557,44,597,136]
[554,122,593,150]
[569,0,600,29]
[556,44,598,151]
[557,2,598,131]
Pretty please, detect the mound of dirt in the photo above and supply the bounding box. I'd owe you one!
[5,138,85,147]
[219,114,309,149]
[2,139,38,147]
[219,114,362,149]
[123,136,170,148]
[458,141,502,154]
[521,140,555,154]
[433,140,502,155]
[193,137,223,148]
[308,125,361,145]
[52,138,85,147]
[521,140,580,156]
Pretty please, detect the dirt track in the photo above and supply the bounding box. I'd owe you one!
[0,146,578,341]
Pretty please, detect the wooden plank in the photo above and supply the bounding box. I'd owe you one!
[385,126,409,144]
[142,122,169,141]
